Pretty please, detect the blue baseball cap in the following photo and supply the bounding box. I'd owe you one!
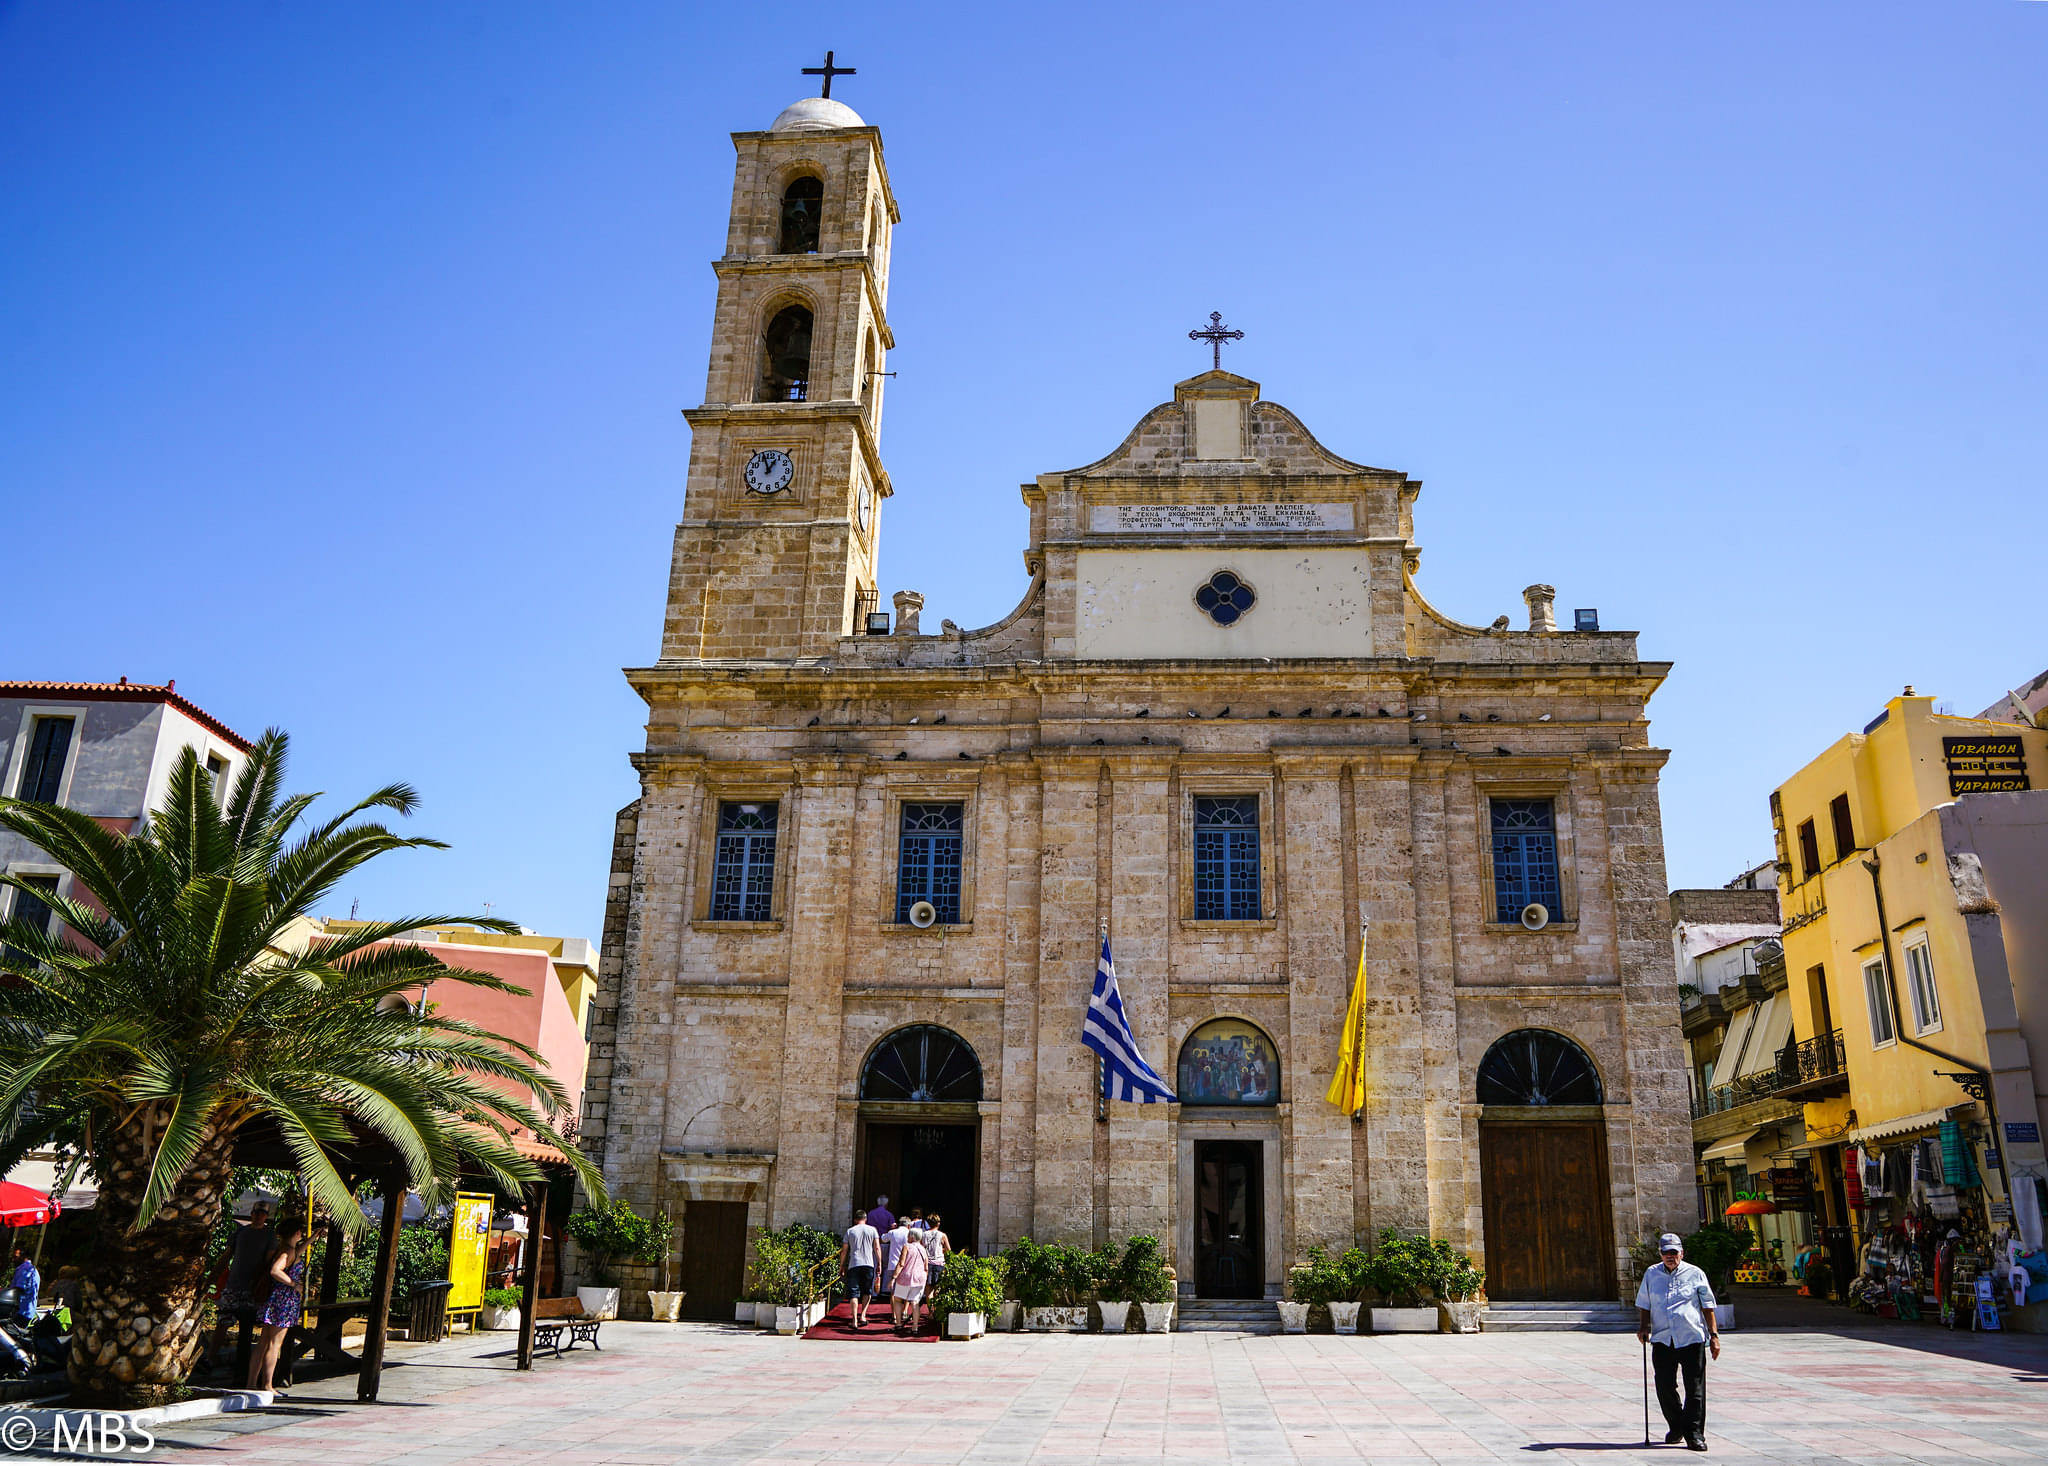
[1658,1233,1684,1253]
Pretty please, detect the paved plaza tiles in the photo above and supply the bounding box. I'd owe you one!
[139,1316,2048,1466]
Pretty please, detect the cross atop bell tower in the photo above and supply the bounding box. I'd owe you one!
[801,49,856,98]
[659,87,902,663]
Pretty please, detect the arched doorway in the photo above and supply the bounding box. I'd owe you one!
[1477,1028,1616,1300]
[1177,1018,1280,1299]
[855,1025,981,1249]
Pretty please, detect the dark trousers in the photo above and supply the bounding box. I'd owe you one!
[1652,1341,1706,1438]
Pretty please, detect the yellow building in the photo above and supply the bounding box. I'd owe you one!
[1770,690,2048,1263]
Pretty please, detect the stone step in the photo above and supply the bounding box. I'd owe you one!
[1483,1302,1637,1333]
[1176,1299,1282,1334]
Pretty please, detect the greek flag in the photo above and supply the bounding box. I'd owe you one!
[1082,936,1177,1104]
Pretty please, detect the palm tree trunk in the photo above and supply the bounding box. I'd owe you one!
[70,1114,238,1407]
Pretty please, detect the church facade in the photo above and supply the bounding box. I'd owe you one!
[579,90,1695,1315]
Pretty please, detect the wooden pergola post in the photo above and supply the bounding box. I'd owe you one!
[356,1172,406,1402]
[515,1180,545,1370]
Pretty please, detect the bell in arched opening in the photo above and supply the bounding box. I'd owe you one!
[778,175,823,254]
[759,305,814,402]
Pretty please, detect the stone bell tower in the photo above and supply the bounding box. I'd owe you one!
[659,88,899,663]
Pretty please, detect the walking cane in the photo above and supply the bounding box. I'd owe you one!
[1641,1337,1652,1447]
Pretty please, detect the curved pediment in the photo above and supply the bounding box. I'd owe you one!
[1061,373,1397,480]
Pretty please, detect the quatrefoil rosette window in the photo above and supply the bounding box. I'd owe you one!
[1194,569,1257,626]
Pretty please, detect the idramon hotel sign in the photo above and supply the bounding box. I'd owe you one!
[1942,736,2031,796]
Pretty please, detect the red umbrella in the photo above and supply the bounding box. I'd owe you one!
[0,1181,60,1226]
[1724,1199,1777,1216]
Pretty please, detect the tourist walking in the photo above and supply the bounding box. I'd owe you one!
[208,1200,274,1370]
[1635,1232,1720,1452]
[247,1218,308,1394]
[866,1194,895,1232]
[878,1216,912,1311]
[890,1222,930,1335]
[922,1212,950,1293]
[840,1207,880,1329]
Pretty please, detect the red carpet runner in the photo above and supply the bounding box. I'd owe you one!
[804,1298,941,1342]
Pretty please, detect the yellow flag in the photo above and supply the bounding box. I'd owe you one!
[1325,934,1369,1113]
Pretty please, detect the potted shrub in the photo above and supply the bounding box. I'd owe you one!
[933,1255,1003,1339]
[1365,1230,1440,1333]
[1119,1235,1178,1333]
[479,1287,523,1331]
[1087,1240,1129,1333]
[1683,1223,1754,1330]
[1424,1241,1486,1333]
[564,1198,671,1319]
[776,1222,839,1331]
[1004,1237,1091,1331]
[1285,1245,1349,1333]
[643,1206,682,1321]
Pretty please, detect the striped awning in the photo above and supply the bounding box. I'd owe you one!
[1700,1129,1761,1164]
[1849,1107,1959,1145]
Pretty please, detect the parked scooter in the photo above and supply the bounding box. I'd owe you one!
[0,1286,69,1375]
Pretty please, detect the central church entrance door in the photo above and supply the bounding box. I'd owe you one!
[1193,1140,1263,1298]
[855,1025,983,1248]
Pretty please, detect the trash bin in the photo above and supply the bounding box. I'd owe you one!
[408,1280,455,1343]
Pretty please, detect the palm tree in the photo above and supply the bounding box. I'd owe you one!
[0,731,599,1406]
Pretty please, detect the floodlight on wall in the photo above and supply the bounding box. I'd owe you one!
[907,900,938,929]
[1519,903,1551,931]
[865,612,892,635]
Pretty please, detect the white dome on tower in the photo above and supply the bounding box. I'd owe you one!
[770,96,865,132]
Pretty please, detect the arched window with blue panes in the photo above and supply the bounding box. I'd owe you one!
[710,802,778,921]
[1490,798,1562,923]
[1193,796,1261,920]
[896,803,964,924]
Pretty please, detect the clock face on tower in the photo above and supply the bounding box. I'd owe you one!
[856,475,873,534]
[743,448,795,495]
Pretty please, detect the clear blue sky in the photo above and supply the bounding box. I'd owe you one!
[5,3,2044,941]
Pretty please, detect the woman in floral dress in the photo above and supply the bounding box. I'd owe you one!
[247,1218,308,1392]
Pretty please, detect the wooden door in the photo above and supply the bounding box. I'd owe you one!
[679,1200,749,1321]
[1479,1120,1614,1300]
[1194,1140,1263,1298]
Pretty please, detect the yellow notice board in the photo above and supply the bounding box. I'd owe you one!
[449,1192,492,1311]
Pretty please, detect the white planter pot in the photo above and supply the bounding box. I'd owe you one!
[752,1300,778,1326]
[478,1304,521,1331]
[808,1300,828,1327]
[576,1286,621,1321]
[1024,1305,1089,1332]
[997,1301,1021,1332]
[1715,1301,1735,1331]
[946,1311,987,1339]
[1439,1301,1485,1334]
[647,1290,684,1322]
[1139,1301,1177,1333]
[1096,1300,1131,1334]
[734,1300,755,1323]
[1329,1301,1363,1334]
[1276,1300,1311,1333]
[775,1304,813,1334]
[1371,1306,1440,1333]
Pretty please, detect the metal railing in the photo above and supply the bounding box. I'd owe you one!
[1690,1029,1848,1120]
[1774,1029,1846,1091]
[1691,1068,1783,1119]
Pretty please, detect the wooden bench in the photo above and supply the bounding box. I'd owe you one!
[529,1317,603,1359]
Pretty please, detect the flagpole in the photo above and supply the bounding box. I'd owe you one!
[1096,917,1109,1124]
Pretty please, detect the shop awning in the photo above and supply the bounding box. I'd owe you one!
[1850,1108,1960,1146]
[1700,1130,1761,1164]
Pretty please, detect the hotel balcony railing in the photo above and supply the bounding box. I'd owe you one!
[1690,1069,1783,1120]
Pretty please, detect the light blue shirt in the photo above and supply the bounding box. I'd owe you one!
[1635,1260,1715,1347]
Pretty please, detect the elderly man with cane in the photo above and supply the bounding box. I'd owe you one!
[1636,1232,1720,1451]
